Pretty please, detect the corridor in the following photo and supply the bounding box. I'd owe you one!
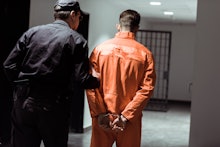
[52,101,190,147]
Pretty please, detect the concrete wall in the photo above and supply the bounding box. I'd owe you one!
[189,0,220,146]
[145,23,196,102]
[29,0,55,27]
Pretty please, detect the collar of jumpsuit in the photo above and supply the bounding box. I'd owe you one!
[115,32,135,40]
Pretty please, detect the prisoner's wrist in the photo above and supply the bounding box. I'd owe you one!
[120,115,128,122]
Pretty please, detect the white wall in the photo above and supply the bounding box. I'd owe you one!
[29,0,56,27]
[79,0,128,53]
[142,22,196,102]
[189,0,220,146]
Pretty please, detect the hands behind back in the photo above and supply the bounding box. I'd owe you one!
[98,113,128,132]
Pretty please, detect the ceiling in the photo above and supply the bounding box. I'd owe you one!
[110,0,198,24]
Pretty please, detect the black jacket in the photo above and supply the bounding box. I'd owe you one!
[3,20,99,93]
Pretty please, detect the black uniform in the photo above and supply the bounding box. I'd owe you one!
[3,20,99,147]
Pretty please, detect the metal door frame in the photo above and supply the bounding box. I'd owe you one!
[136,30,172,111]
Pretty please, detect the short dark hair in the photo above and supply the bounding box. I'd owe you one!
[54,8,71,19]
[119,9,140,32]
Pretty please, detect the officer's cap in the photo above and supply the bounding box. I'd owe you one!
[54,0,84,15]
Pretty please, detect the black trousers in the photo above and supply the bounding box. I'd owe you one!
[11,95,70,147]
[0,97,12,145]
[0,73,13,145]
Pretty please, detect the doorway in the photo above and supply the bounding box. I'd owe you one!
[69,12,90,133]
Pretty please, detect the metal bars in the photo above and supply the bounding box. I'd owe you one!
[136,30,172,111]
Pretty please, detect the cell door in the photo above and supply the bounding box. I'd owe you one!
[136,30,172,111]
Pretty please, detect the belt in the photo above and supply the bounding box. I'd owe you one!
[14,79,69,100]
[28,84,68,99]
[22,96,70,112]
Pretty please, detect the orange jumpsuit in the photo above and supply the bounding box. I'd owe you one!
[86,32,156,147]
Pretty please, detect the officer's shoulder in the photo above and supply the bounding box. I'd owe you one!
[25,24,48,34]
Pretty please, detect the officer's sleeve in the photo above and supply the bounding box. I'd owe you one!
[3,33,27,82]
[73,40,100,89]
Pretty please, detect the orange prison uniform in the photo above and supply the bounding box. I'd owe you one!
[86,32,156,147]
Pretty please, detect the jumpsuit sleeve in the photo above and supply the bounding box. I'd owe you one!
[3,33,27,82]
[86,48,107,118]
[73,40,100,89]
[121,52,156,121]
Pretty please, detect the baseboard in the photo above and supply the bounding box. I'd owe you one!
[83,126,92,132]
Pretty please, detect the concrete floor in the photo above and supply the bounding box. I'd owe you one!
[41,101,191,147]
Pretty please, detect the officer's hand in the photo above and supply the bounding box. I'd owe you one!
[91,67,100,79]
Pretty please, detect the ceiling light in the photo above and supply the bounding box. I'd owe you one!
[150,2,161,6]
[163,11,174,15]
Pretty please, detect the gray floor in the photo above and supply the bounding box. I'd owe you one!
[42,101,191,147]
